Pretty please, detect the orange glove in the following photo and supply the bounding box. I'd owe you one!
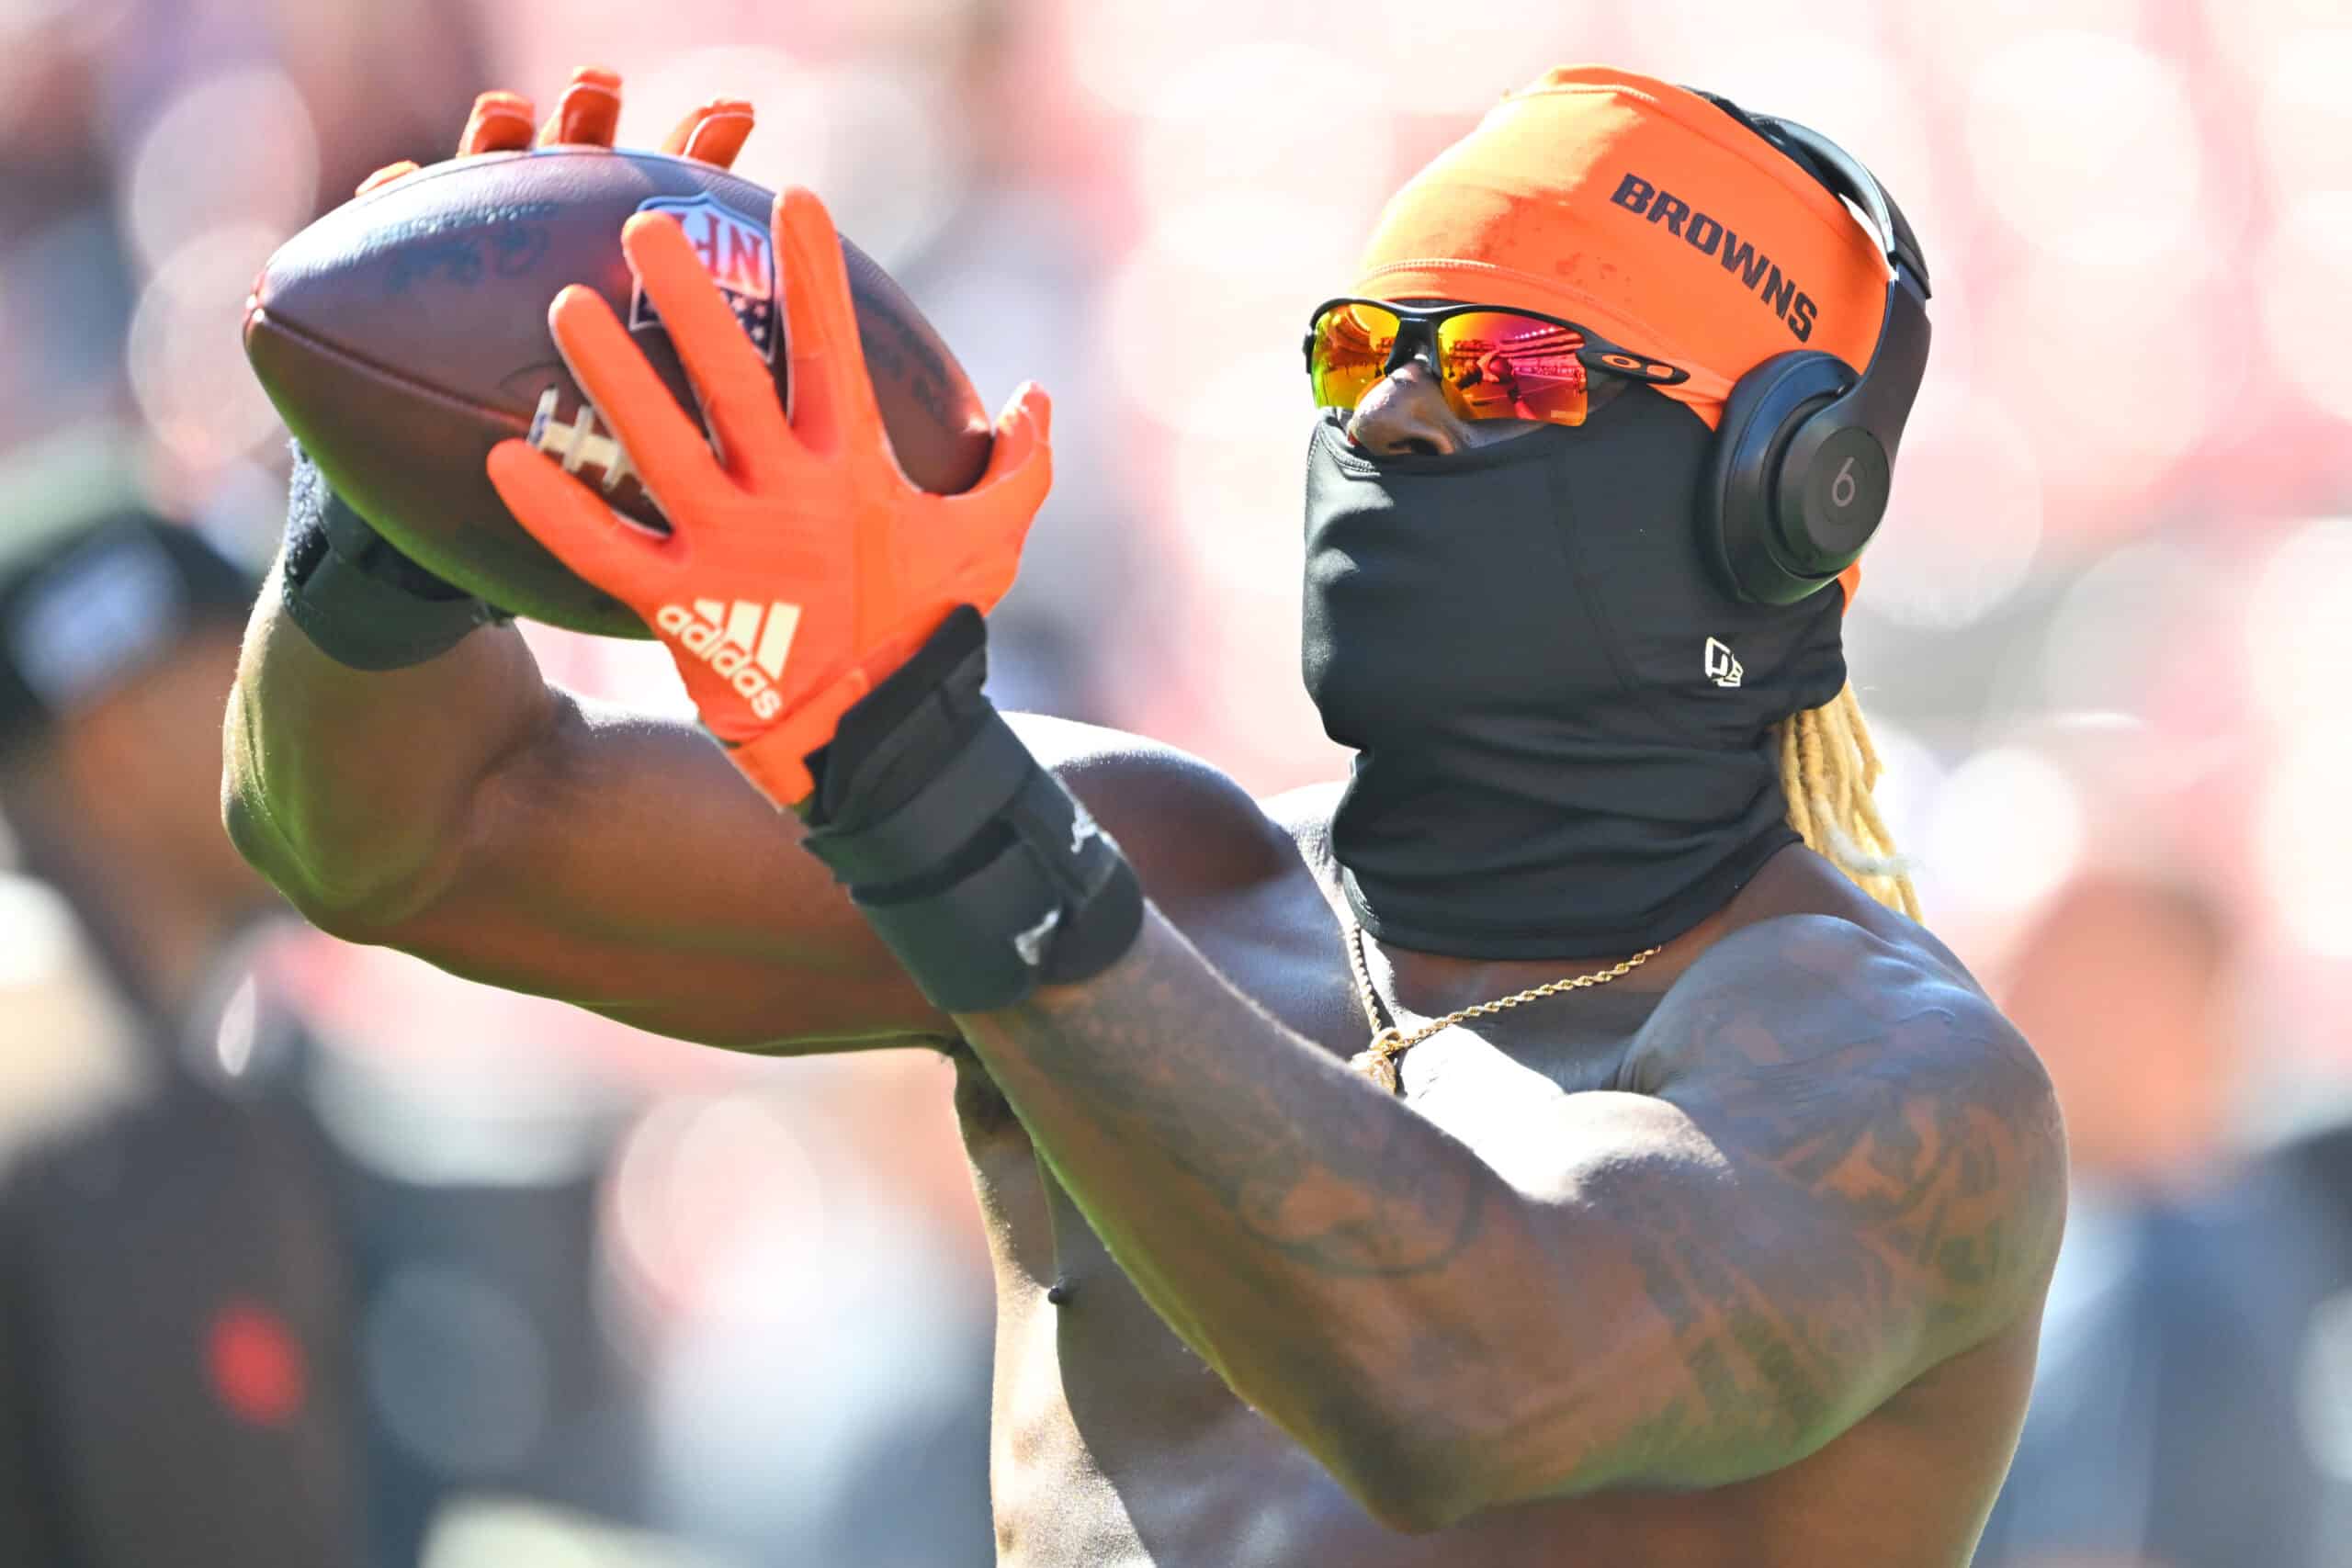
[356,66,754,195]
[483,187,1054,807]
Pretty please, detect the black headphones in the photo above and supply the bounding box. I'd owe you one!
[1693,96,1933,605]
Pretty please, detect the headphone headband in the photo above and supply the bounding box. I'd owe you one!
[1752,115,1932,299]
[1691,98,1935,605]
[1752,117,1932,472]
[1754,120,1889,265]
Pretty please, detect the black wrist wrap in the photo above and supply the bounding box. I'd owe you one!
[280,454,509,671]
[800,606,1144,1012]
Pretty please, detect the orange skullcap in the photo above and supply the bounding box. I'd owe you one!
[1354,66,1890,432]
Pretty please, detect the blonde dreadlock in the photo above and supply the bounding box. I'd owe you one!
[1774,683,1919,919]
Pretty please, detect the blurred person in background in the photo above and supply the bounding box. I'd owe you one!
[0,434,662,1568]
[230,67,2066,1566]
[885,0,1145,725]
[1972,870,2337,1568]
[2271,1104,2352,1550]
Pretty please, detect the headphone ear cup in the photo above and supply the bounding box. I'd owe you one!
[1702,352,1854,605]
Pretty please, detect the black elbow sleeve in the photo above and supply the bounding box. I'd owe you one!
[279,449,508,671]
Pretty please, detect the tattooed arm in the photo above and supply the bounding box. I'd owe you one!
[953,907,2066,1532]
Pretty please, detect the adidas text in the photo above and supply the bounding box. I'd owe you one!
[656,600,802,720]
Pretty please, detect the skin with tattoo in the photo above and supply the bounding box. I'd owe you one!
[225,363,2065,1567]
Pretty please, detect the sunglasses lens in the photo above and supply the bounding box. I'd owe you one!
[1431,311,1589,426]
[1308,302,1401,411]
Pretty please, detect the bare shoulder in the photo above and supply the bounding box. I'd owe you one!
[1638,912,2039,1082]
[1634,912,2068,1342]
[1007,714,1306,903]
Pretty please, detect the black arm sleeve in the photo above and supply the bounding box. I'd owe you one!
[279,447,508,671]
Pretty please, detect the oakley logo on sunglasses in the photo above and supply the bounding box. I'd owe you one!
[1609,172,1818,344]
[1593,351,1681,381]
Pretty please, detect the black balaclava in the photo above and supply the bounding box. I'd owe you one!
[1302,389,1849,959]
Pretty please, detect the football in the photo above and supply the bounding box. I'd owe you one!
[244,148,994,637]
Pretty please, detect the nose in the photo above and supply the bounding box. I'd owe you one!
[1344,361,1469,457]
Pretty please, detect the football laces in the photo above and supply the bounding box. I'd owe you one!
[529,386,638,493]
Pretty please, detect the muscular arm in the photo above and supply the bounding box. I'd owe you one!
[222,567,948,1050]
[955,909,2066,1530]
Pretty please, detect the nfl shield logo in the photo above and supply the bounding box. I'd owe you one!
[628,194,779,361]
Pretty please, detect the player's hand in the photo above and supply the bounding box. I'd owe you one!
[483,186,1054,808]
[354,66,755,197]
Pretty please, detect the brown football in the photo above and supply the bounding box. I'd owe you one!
[244,148,993,637]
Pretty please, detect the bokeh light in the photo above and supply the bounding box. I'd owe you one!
[1098,217,1341,428]
[1999,250,2252,498]
[1893,0,2148,84]
[2259,193,2352,423]
[2300,1289,2352,1483]
[124,223,293,467]
[120,67,319,277]
[1623,0,1887,81]
[2035,541,2201,717]
[211,970,258,1078]
[2257,726,2352,957]
[1354,0,1589,116]
[609,1094,842,1327]
[364,1265,553,1473]
[1062,0,1325,113]
[0,0,79,31]
[1964,31,2206,268]
[2244,516,2352,734]
[0,872,77,989]
[2255,29,2352,197]
[2198,0,2352,78]
[1922,745,2085,919]
[1134,42,1396,219]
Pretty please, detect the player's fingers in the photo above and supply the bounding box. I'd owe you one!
[487,440,675,595]
[660,98,755,168]
[538,66,622,147]
[772,186,884,460]
[960,381,1054,513]
[355,160,420,197]
[544,283,726,511]
[619,212,795,482]
[929,386,1051,610]
[995,380,1053,455]
[457,91,536,157]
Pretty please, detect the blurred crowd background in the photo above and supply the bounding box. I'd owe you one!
[1,0,2348,1563]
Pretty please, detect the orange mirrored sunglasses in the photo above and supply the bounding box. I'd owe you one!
[1304,298,1691,426]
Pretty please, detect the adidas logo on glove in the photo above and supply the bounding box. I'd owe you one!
[656,599,800,719]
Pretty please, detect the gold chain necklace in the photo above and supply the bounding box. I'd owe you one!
[1344,919,1661,1095]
